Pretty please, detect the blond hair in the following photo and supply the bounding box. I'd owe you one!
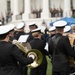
[71,26,75,30]
[32,32,40,37]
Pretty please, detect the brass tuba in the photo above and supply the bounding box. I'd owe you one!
[13,40,43,68]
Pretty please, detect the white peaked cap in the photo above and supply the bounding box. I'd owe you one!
[31,28,41,33]
[16,22,25,29]
[7,24,15,31]
[71,24,75,27]
[49,26,56,31]
[64,26,71,33]
[53,20,67,28]
[18,35,29,43]
[40,26,46,33]
[0,26,9,35]
[0,26,10,34]
[28,22,36,26]
[0,24,15,35]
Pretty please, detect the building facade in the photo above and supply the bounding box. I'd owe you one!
[0,0,75,26]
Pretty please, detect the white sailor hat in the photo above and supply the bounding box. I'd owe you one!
[28,22,36,26]
[64,26,71,33]
[53,20,67,28]
[7,24,15,31]
[28,22,38,28]
[49,26,56,31]
[31,28,41,33]
[71,24,75,27]
[18,35,29,43]
[0,24,15,35]
[16,22,25,29]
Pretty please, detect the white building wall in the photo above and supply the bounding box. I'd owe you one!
[18,0,24,13]
[0,0,75,26]
[0,0,7,17]
[36,0,42,10]
[31,0,42,11]
[72,0,75,9]
[0,0,74,18]
[31,0,35,10]
[50,0,63,9]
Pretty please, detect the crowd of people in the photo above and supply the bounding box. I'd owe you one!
[0,12,12,26]
[0,20,75,75]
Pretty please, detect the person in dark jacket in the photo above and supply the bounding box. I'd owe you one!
[64,25,75,74]
[48,26,56,59]
[29,28,47,75]
[49,26,56,38]
[13,22,29,75]
[7,24,15,41]
[48,20,75,75]
[27,22,38,42]
[41,26,49,43]
[14,22,26,40]
[0,25,34,75]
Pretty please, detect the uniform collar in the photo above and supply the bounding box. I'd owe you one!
[56,33,62,37]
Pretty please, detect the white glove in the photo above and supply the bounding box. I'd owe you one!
[12,40,17,44]
[28,54,35,60]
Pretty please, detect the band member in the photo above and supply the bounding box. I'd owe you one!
[14,22,29,75]
[40,26,49,43]
[48,20,75,75]
[49,26,56,37]
[27,22,38,42]
[71,25,75,33]
[0,25,34,75]
[63,25,71,36]
[14,22,26,40]
[7,24,15,41]
[29,28,47,75]
[65,25,75,74]
[48,26,56,58]
[63,26,73,46]
[63,26,74,47]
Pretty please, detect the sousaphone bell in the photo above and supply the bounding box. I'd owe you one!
[13,40,43,68]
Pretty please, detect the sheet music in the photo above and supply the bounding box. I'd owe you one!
[18,35,29,43]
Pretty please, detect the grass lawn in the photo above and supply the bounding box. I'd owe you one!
[28,56,52,75]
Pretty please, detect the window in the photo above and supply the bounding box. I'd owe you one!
[7,1,11,12]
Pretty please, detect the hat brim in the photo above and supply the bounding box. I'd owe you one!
[31,30,41,33]
[56,26,65,28]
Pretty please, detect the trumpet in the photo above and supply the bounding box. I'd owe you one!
[13,40,43,68]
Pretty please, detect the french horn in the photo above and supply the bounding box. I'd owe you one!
[13,40,43,68]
